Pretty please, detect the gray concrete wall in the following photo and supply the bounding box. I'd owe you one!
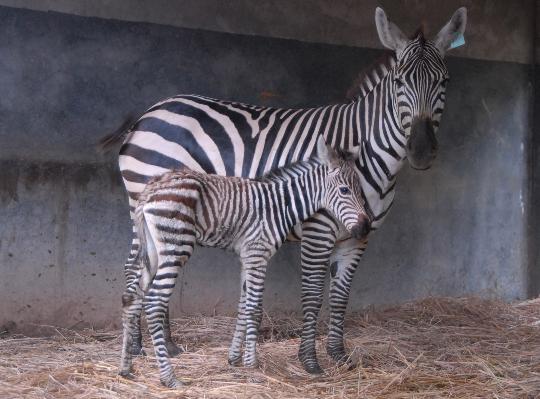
[0,1,536,332]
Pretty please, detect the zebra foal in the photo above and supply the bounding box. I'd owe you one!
[119,136,370,388]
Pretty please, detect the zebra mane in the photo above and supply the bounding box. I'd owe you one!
[345,26,426,101]
[345,52,396,101]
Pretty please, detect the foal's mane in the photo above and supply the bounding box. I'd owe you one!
[258,148,357,183]
[258,158,319,183]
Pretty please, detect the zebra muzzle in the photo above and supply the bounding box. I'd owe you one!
[350,215,371,240]
[407,117,438,170]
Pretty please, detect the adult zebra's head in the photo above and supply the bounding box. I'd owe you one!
[316,137,371,240]
[375,7,467,170]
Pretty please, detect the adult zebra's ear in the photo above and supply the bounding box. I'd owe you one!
[434,7,467,56]
[375,7,408,56]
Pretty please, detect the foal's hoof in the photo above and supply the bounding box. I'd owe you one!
[328,349,348,364]
[119,370,136,380]
[161,377,185,389]
[166,342,183,357]
[228,356,243,367]
[304,362,324,375]
[243,359,259,368]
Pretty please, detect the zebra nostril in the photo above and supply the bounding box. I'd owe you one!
[351,216,370,240]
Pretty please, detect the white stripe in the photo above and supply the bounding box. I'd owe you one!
[140,109,226,174]
[174,98,246,176]
[127,129,206,173]
[262,109,303,174]
[119,154,170,176]
[248,110,278,178]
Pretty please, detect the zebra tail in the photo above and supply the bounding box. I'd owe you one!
[97,114,137,153]
[134,206,158,293]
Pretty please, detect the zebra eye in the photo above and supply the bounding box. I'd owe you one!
[394,77,404,87]
[339,186,350,195]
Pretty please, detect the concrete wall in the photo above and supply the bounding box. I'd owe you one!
[0,1,536,332]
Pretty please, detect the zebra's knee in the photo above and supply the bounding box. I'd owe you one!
[121,290,142,309]
[122,293,135,307]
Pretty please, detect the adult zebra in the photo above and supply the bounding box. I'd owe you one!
[102,7,467,374]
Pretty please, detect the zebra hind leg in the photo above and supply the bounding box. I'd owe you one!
[164,310,183,357]
[297,213,338,374]
[124,230,180,357]
[119,285,144,378]
[144,256,188,388]
[326,237,367,367]
[123,236,146,356]
[228,270,247,366]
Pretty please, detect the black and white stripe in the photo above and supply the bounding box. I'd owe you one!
[107,7,467,374]
[118,137,368,388]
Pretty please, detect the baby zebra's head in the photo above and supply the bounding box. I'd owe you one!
[316,136,371,241]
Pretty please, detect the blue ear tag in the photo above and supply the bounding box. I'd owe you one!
[450,33,465,49]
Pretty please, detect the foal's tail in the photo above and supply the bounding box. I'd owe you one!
[134,205,158,292]
[97,114,138,153]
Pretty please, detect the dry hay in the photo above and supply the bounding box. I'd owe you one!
[1,297,539,398]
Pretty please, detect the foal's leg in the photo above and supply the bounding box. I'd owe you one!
[119,279,144,378]
[326,237,367,364]
[228,267,247,366]
[123,229,145,356]
[241,248,271,368]
[125,213,181,357]
[145,235,195,388]
[297,211,339,374]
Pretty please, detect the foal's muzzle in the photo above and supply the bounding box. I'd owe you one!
[350,214,371,240]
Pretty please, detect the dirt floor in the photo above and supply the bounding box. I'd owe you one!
[1,297,539,398]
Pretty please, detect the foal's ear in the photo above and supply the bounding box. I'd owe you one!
[348,144,361,161]
[316,136,340,168]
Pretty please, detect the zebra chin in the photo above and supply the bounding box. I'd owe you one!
[406,117,438,170]
[349,215,371,241]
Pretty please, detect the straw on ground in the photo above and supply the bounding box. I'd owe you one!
[1,297,539,398]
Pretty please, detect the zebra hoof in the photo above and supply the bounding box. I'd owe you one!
[118,370,136,380]
[166,342,183,357]
[228,356,243,367]
[242,358,259,368]
[327,347,348,364]
[304,363,324,375]
[330,350,357,370]
[161,377,185,389]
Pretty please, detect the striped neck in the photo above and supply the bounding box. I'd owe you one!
[324,58,407,189]
[261,159,325,229]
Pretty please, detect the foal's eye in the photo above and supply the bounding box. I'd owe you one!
[339,186,350,195]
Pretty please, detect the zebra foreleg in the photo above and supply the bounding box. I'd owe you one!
[228,268,247,366]
[241,253,270,368]
[326,237,367,366]
[297,213,338,374]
